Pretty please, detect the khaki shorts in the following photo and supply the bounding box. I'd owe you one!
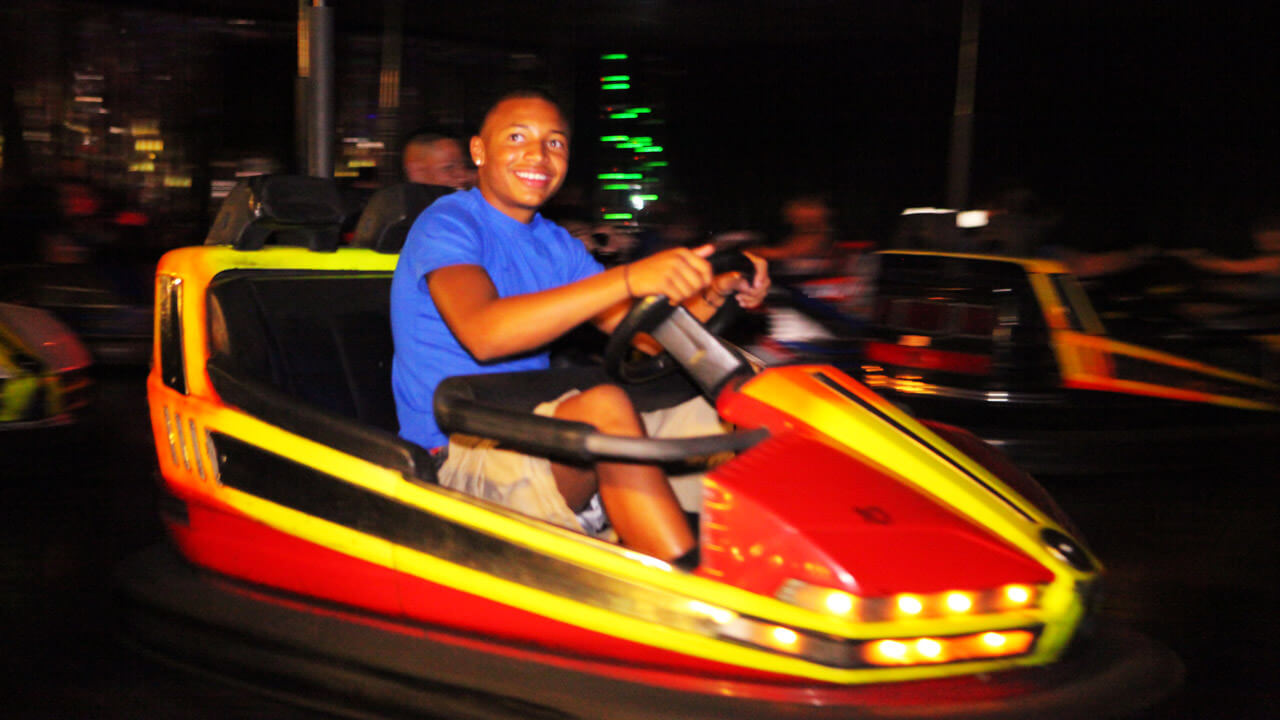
[437,392,726,537]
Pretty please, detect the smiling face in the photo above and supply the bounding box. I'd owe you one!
[470,96,569,223]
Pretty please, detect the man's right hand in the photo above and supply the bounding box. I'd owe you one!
[623,244,716,304]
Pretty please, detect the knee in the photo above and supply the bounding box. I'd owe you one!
[562,384,644,437]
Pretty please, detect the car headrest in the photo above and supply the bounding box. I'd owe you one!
[205,175,345,252]
[350,183,452,253]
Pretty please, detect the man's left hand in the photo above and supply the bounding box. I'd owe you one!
[710,252,770,310]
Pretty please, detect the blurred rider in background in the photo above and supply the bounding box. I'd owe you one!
[402,128,474,190]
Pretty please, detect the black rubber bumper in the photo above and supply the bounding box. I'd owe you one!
[114,544,1183,720]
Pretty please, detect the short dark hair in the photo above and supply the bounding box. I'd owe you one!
[477,88,568,135]
[403,126,458,150]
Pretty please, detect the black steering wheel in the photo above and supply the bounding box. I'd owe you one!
[603,251,757,388]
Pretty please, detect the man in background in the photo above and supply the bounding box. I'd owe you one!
[402,129,474,190]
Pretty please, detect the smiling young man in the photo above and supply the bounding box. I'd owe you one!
[390,89,769,562]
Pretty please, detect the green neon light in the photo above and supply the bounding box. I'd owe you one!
[630,136,652,145]
[615,142,641,149]
[637,194,658,201]
[643,161,668,167]
[599,135,629,142]
[601,83,631,90]
[603,213,633,220]
[609,112,638,119]
[635,146,664,153]
[601,183,634,190]
[598,172,643,180]
[601,75,630,82]
[601,53,628,60]
[630,107,652,114]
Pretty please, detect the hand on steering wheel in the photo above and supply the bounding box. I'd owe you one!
[605,250,761,386]
[623,246,716,305]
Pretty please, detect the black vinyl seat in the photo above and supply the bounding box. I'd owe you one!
[204,269,437,482]
[350,183,452,254]
[208,271,398,431]
[206,175,346,252]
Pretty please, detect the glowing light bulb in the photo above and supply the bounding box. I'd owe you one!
[824,590,854,616]
[1004,585,1031,605]
[945,592,973,613]
[878,640,907,660]
[896,594,924,616]
[916,638,942,658]
[772,627,798,646]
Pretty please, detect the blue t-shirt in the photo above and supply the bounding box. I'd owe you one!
[390,188,604,449]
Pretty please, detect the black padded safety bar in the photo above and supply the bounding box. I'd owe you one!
[208,356,436,483]
[434,373,768,465]
[583,428,770,463]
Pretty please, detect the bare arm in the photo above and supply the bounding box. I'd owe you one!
[432,246,723,361]
[430,264,627,361]
[592,250,771,334]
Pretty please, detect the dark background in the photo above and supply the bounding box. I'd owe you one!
[6,1,1279,251]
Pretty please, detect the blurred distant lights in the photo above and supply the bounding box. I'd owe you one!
[601,53,629,60]
[629,194,658,210]
[956,210,990,228]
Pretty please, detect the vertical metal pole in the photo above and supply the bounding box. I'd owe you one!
[307,1,335,179]
[946,0,980,211]
[295,0,310,173]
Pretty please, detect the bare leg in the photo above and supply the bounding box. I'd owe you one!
[551,385,695,561]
